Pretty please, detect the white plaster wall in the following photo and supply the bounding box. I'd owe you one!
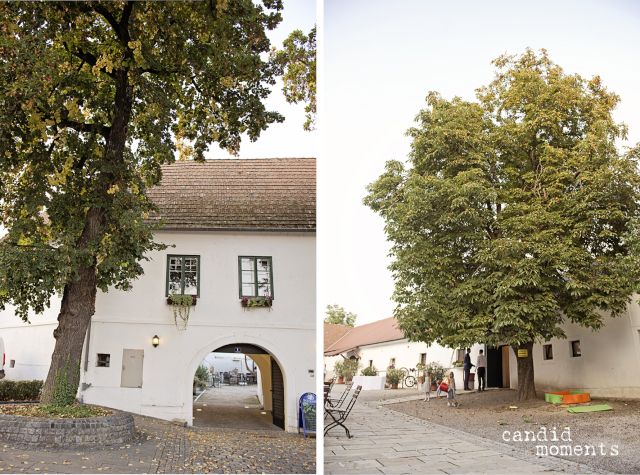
[80,230,315,432]
[0,298,60,381]
[511,300,640,398]
[0,230,315,433]
[358,339,460,377]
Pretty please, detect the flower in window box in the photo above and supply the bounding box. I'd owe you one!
[241,296,273,308]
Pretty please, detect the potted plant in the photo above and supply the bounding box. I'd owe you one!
[333,360,345,384]
[416,362,426,383]
[342,359,361,382]
[386,367,402,389]
[361,365,378,376]
[425,361,447,391]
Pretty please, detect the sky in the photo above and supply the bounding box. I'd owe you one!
[210,0,316,160]
[322,0,640,325]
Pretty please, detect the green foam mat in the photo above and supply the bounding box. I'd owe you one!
[567,405,613,413]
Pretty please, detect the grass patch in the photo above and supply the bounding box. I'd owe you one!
[0,404,112,418]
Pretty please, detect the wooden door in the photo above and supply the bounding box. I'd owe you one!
[270,357,285,430]
[486,347,502,388]
[121,349,144,388]
[501,346,510,388]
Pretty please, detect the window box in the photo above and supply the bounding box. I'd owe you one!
[167,295,197,306]
[241,297,272,308]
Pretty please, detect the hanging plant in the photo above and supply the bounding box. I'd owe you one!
[169,294,195,330]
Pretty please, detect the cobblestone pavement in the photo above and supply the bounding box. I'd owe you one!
[325,397,613,474]
[0,413,316,474]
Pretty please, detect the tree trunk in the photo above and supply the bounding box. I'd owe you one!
[40,68,134,405]
[515,341,536,402]
[40,210,102,404]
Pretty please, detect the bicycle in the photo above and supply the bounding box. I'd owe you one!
[399,367,418,388]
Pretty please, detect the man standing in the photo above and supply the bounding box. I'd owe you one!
[476,349,487,393]
[463,348,474,390]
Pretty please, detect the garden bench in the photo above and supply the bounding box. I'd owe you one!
[324,385,362,438]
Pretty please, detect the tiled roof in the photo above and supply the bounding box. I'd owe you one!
[146,158,315,230]
[324,317,406,356]
[324,322,353,351]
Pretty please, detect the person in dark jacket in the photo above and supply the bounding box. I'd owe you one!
[463,348,474,390]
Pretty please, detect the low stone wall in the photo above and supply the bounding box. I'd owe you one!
[0,411,135,447]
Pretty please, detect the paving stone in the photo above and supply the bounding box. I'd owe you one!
[324,388,612,475]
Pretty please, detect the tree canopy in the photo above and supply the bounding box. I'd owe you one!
[325,304,357,327]
[270,25,316,131]
[0,0,283,321]
[364,49,640,400]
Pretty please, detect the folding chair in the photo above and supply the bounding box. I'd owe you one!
[324,385,362,438]
[325,381,353,408]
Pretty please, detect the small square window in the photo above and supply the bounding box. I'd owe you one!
[9,360,15,368]
[571,340,581,357]
[368,360,373,368]
[389,358,396,368]
[420,353,426,364]
[166,255,200,297]
[97,354,110,367]
[456,348,465,361]
[239,256,273,298]
[543,344,553,360]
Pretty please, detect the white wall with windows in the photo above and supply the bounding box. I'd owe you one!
[0,229,315,433]
[325,339,468,381]
[520,302,640,398]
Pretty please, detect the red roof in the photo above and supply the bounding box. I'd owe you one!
[324,317,405,356]
[324,322,353,351]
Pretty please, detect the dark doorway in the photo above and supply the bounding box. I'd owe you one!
[271,357,285,430]
[486,346,502,388]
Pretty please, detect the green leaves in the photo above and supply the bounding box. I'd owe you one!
[365,49,640,352]
[270,25,316,131]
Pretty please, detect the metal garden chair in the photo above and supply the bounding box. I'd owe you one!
[324,385,362,438]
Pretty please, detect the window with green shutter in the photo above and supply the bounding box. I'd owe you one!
[166,255,200,297]
[238,256,273,298]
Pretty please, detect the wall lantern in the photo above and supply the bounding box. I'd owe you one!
[152,335,160,348]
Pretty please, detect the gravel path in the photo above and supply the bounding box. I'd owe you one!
[383,387,640,474]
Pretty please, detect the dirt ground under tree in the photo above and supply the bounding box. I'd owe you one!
[389,388,640,474]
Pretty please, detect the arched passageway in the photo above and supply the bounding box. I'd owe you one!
[191,343,285,431]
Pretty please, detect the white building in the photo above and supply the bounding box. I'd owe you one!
[331,308,640,398]
[504,304,640,398]
[323,317,479,383]
[0,158,316,432]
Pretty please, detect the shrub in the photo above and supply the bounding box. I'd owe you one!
[361,366,378,376]
[0,380,43,401]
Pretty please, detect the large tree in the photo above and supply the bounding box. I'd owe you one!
[0,0,285,404]
[364,49,640,401]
